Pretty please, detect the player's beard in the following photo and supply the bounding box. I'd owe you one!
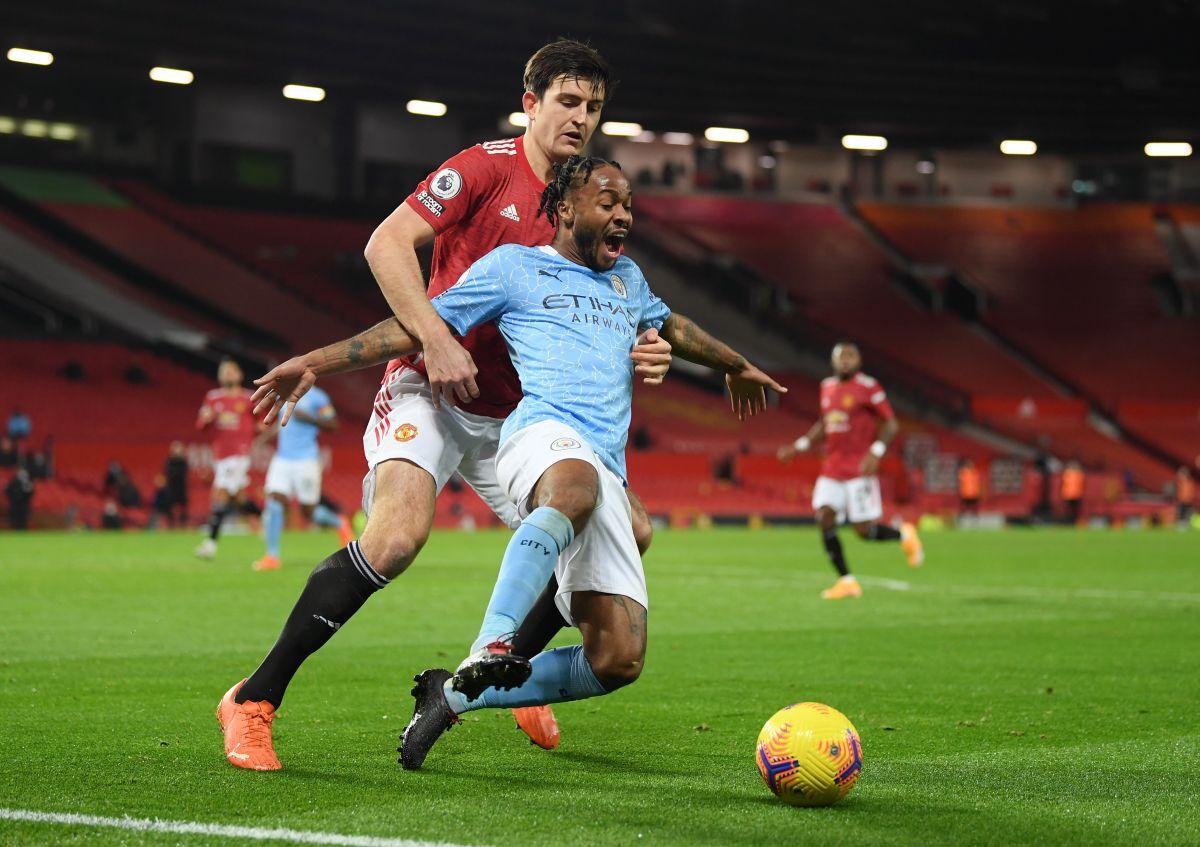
[573,226,606,272]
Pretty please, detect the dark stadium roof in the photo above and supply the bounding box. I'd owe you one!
[3,0,1199,153]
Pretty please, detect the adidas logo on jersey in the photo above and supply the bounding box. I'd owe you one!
[499,204,521,222]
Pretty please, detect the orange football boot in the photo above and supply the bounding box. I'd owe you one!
[216,679,282,771]
[336,516,355,547]
[900,522,924,567]
[513,706,560,750]
[821,576,863,600]
[252,554,281,571]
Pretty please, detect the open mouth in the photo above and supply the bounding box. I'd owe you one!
[601,231,626,262]
[562,130,583,145]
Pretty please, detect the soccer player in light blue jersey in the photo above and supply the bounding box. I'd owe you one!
[253,387,354,571]
[249,157,785,769]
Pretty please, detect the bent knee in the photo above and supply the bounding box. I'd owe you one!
[632,516,653,556]
[547,488,597,534]
[358,525,429,579]
[587,652,644,691]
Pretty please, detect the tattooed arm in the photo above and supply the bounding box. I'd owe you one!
[659,312,788,420]
[250,317,419,425]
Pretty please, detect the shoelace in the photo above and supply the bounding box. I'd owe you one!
[241,707,275,750]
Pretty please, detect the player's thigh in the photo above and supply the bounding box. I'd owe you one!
[845,476,882,524]
[456,424,520,529]
[812,476,848,525]
[625,487,653,555]
[572,590,647,690]
[294,460,322,507]
[496,420,604,524]
[357,458,437,578]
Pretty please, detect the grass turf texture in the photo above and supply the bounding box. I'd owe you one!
[0,528,1197,846]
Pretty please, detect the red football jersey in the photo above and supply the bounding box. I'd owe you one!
[198,388,256,459]
[385,135,553,418]
[818,373,894,480]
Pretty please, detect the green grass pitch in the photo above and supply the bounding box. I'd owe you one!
[0,527,1197,846]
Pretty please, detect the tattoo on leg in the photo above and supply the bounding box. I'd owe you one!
[612,596,646,637]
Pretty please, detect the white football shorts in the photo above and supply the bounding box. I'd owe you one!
[265,456,322,506]
[212,455,251,496]
[812,475,883,524]
[361,367,518,528]
[496,418,647,625]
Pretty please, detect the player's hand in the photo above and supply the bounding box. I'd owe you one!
[630,328,672,385]
[725,364,787,421]
[252,355,319,426]
[197,406,215,426]
[423,332,479,409]
[859,453,881,477]
[777,444,798,464]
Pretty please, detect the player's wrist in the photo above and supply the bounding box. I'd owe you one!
[869,440,887,458]
[794,436,811,452]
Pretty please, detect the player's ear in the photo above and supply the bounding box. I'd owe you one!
[557,198,573,226]
[521,91,538,122]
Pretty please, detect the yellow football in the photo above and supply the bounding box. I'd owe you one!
[756,702,863,806]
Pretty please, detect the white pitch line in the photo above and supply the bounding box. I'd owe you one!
[0,808,485,847]
[859,577,911,591]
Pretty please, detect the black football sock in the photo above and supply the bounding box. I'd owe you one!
[237,541,388,707]
[510,576,569,659]
[822,528,851,577]
[207,504,230,541]
[867,524,902,542]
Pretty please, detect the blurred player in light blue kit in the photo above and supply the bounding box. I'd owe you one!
[254,386,354,571]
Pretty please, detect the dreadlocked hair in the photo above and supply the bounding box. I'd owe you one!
[537,155,622,227]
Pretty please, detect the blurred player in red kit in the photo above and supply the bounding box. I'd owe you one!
[778,343,923,599]
[195,359,263,559]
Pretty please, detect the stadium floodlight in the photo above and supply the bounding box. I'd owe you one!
[841,134,887,151]
[0,116,15,134]
[406,99,447,117]
[508,111,529,128]
[705,126,749,143]
[48,123,77,141]
[149,66,194,85]
[283,84,325,102]
[1144,142,1192,158]
[7,47,53,66]
[601,121,643,137]
[662,132,694,145]
[21,120,48,137]
[1000,139,1037,156]
[631,130,655,143]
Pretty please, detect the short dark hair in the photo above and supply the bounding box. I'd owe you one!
[537,155,622,227]
[523,39,616,102]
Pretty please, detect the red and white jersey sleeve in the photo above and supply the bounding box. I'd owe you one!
[404,145,492,235]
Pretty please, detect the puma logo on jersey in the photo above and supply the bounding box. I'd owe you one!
[537,268,564,281]
[499,204,520,222]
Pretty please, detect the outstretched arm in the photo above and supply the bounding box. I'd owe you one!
[659,313,787,420]
[251,318,419,425]
[777,419,825,463]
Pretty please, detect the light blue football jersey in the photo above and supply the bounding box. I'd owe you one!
[432,244,670,480]
[278,386,333,460]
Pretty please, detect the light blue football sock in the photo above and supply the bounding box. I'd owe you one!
[470,506,574,653]
[310,503,342,529]
[264,498,285,558]
[443,645,608,714]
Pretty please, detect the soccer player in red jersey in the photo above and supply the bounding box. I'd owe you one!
[218,39,782,771]
[778,343,923,599]
[194,359,262,560]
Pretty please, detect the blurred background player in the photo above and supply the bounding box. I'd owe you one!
[777,342,922,599]
[195,359,262,559]
[253,386,354,571]
[958,458,983,516]
[1174,466,1194,529]
[1061,460,1085,525]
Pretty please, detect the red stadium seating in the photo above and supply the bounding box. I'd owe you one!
[636,195,1060,398]
[858,203,1200,407]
